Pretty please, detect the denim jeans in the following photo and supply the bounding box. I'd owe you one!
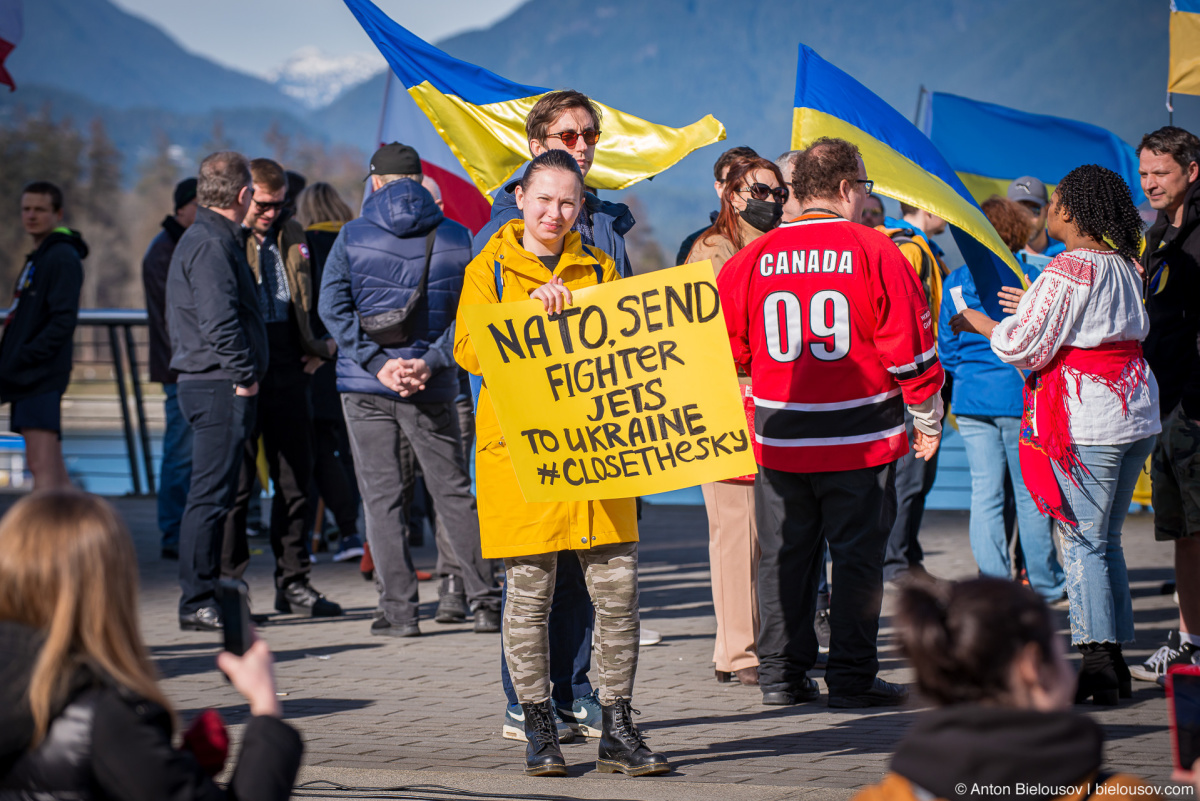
[1055,435,1156,644]
[157,383,193,549]
[957,415,1065,600]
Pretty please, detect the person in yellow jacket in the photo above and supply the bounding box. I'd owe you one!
[853,577,1159,801]
[454,150,669,779]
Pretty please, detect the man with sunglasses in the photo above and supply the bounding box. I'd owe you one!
[471,89,639,745]
[221,157,342,620]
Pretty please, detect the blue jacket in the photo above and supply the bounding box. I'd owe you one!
[472,176,635,277]
[937,265,1031,419]
[318,179,471,402]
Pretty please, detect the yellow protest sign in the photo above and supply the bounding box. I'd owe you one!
[461,260,756,502]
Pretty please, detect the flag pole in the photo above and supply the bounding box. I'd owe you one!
[374,70,392,150]
[1168,91,1175,125]
[913,84,927,127]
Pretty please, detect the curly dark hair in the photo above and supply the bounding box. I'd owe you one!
[1052,164,1144,262]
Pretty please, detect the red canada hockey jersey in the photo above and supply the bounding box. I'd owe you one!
[716,212,944,473]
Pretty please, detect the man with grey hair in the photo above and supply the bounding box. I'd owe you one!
[774,150,804,221]
[167,151,268,632]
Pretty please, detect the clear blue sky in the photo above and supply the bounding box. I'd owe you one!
[109,0,527,77]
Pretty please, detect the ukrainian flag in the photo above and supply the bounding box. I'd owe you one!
[926,92,1145,207]
[342,0,725,195]
[1172,0,1200,96]
[790,45,1024,318]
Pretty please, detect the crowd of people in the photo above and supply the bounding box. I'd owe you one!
[0,83,1198,792]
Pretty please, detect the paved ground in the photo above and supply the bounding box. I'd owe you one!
[17,495,1187,800]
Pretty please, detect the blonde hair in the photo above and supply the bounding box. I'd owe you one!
[0,491,172,745]
[295,182,355,228]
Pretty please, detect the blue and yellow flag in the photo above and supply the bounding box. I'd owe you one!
[1172,0,1200,96]
[790,45,1024,318]
[342,0,725,194]
[927,92,1145,206]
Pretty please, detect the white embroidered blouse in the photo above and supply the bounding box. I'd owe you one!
[989,249,1161,446]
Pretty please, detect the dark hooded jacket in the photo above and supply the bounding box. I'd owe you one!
[1143,177,1200,419]
[0,621,302,800]
[0,228,85,403]
[166,207,268,387]
[853,705,1153,801]
[142,216,187,385]
[318,178,471,401]
[472,176,635,277]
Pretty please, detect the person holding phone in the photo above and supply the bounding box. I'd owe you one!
[0,490,302,799]
[852,578,1158,801]
[951,165,1160,705]
[455,150,669,779]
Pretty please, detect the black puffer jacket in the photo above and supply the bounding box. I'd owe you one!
[0,229,85,403]
[1143,178,1200,419]
[0,621,303,801]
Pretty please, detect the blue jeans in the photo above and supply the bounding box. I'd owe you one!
[1055,435,1156,644]
[500,550,594,708]
[158,383,193,549]
[957,415,1065,600]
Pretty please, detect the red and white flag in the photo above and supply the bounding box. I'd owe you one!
[0,0,21,92]
[374,70,491,233]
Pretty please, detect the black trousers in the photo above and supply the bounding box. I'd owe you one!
[177,380,256,615]
[221,366,314,590]
[755,461,897,696]
[883,415,939,581]
[308,416,360,539]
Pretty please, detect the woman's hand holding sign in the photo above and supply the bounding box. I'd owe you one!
[531,276,573,314]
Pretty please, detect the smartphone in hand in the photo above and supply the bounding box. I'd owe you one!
[215,579,254,656]
[1168,665,1200,776]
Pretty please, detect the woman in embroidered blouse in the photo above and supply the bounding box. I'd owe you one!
[950,164,1160,706]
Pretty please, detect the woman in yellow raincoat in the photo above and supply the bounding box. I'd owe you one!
[454,150,668,779]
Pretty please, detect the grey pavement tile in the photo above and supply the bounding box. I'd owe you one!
[22,496,1180,795]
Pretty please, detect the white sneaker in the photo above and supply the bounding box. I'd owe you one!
[639,627,662,646]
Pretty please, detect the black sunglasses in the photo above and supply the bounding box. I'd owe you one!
[855,179,875,196]
[544,129,602,148]
[252,196,286,212]
[738,182,789,203]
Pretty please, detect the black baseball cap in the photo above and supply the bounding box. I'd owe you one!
[173,177,197,211]
[367,142,421,178]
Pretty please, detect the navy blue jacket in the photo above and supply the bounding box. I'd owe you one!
[318,179,470,402]
[472,177,635,277]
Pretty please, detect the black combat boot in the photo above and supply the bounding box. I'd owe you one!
[521,700,566,777]
[596,698,670,776]
[1075,642,1119,706]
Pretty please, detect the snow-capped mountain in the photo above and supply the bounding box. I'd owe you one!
[270,47,385,109]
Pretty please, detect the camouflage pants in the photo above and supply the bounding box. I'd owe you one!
[503,542,639,705]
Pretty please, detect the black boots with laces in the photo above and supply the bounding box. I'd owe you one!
[596,698,670,776]
[521,700,567,777]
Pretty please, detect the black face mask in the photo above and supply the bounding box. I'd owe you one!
[741,198,783,232]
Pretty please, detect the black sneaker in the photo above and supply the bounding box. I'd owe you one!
[828,677,908,709]
[473,606,501,633]
[761,677,820,706]
[370,617,420,637]
[275,581,343,617]
[1130,631,1200,682]
[435,575,468,624]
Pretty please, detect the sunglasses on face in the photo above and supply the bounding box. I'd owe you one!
[544,129,602,148]
[252,197,286,212]
[737,182,789,202]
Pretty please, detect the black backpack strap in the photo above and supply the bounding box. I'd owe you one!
[582,245,607,284]
[889,231,934,283]
[416,227,436,298]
